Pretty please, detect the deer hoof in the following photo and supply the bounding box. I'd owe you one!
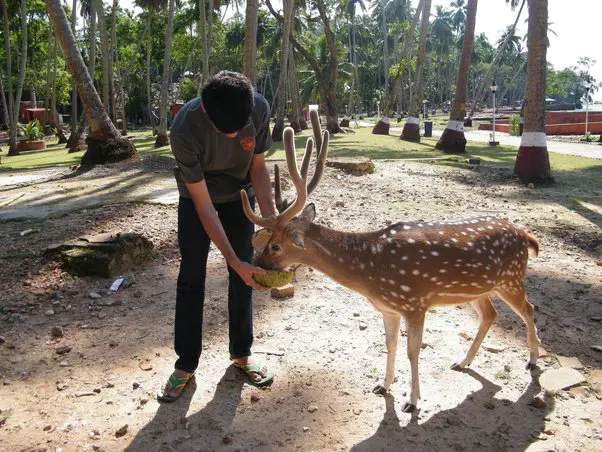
[451,362,467,371]
[372,385,388,395]
[526,361,538,371]
[401,402,416,413]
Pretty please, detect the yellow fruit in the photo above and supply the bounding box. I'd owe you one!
[253,270,294,288]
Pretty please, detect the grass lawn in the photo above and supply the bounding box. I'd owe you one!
[1,126,600,192]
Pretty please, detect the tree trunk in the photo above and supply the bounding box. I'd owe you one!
[115,40,127,135]
[243,0,258,87]
[198,0,213,92]
[109,0,118,123]
[146,14,154,129]
[373,0,422,135]
[92,0,111,112]
[514,0,551,184]
[46,0,137,166]
[44,24,52,126]
[382,0,389,97]
[272,0,295,141]
[4,0,28,156]
[468,0,526,117]
[287,46,302,132]
[155,0,175,147]
[70,0,78,133]
[436,0,478,153]
[401,0,431,143]
[0,77,9,128]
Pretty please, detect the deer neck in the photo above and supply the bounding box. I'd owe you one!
[300,223,376,293]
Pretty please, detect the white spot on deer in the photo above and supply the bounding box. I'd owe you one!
[369,262,375,267]
[390,229,397,235]
[412,269,420,275]
[440,269,447,273]
[360,263,365,270]
[390,264,396,269]
[391,250,396,255]
[439,231,445,235]
[388,279,395,285]
[407,238,416,244]
[431,251,439,256]
[338,257,344,263]
[418,224,424,228]
[390,291,398,297]
[402,255,408,260]
[381,234,387,239]
[399,269,406,275]
[451,238,458,243]
[403,225,411,230]
[430,276,438,282]
[422,273,429,278]
[380,277,386,282]
[401,285,411,292]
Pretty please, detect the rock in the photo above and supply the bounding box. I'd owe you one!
[75,391,97,397]
[358,321,368,331]
[459,332,473,341]
[59,361,68,367]
[115,425,128,437]
[302,426,309,432]
[590,345,602,352]
[138,360,153,371]
[50,326,64,338]
[556,356,583,369]
[0,335,5,344]
[587,369,602,390]
[89,292,102,300]
[140,397,149,405]
[56,382,67,391]
[528,183,535,189]
[250,394,260,403]
[307,405,318,413]
[20,228,39,237]
[569,386,589,398]
[483,343,506,353]
[132,382,140,389]
[335,201,345,208]
[45,309,55,316]
[326,158,376,175]
[223,434,233,444]
[352,312,360,317]
[353,408,361,415]
[43,424,53,431]
[93,388,101,394]
[271,284,294,299]
[540,367,586,391]
[45,232,154,278]
[55,345,72,355]
[529,396,547,409]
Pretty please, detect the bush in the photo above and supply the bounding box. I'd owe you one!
[509,114,520,136]
[179,77,198,103]
[19,119,44,141]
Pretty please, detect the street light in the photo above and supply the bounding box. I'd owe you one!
[422,99,428,119]
[489,80,499,146]
[585,84,591,140]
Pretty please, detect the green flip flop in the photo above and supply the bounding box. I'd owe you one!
[233,360,274,388]
[157,372,195,403]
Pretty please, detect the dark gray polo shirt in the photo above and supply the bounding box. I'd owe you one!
[170,92,272,203]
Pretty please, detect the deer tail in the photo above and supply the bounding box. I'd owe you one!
[523,230,540,259]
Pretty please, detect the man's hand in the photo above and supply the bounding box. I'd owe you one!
[232,260,270,291]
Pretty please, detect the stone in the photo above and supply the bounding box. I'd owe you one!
[115,425,128,437]
[89,292,102,300]
[483,343,506,353]
[138,360,153,371]
[587,369,602,390]
[45,232,154,278]
[326,158,376,175]
[271,284,294,299]
[302,426,309,432]
[529,396,547,409]
[307,405,318,413]
[222,435,233,444]
[0,335,5,344]
[250,394,260,403]
[335,201,345,208]
[540,368,586,391]
[55,345,72,355]
[556,356,583,369]
[75,392,96,397]
[50,326,63,338]
[45,309,55,316]
[359,321,368,331]
[20,228,39,237]
[459,332,473,341]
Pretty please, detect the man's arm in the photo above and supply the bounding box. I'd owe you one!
[186,180,268,290]
[249,153,277,218]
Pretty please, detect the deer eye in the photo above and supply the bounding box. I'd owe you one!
[271,244,281,252]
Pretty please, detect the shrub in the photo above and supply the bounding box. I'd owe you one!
[19,119,44,141]
[509,114,520,136]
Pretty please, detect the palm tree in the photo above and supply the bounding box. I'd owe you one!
[70,0,78,135]
[198,0,215,90]
[341,0,366,121]
[435,0,478,153]
[287,45,304,132]
[271,0,296,141]
[400,0,431,142]
[243,0,258,86]
[92,0,110,111]
[514,0,551,183]
[46,0,137,165]
[155,0,175,147]
[3,0,28,156]
[449,0,466,31]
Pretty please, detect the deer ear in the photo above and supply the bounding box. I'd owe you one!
[292,232,305,249]
[252,229,271,252]
[300,203,316,222]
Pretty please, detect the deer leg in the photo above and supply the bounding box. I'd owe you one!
[452,295,497,370]
[373,313,401,395]
[496,287,540,370]
[403,313,425,413]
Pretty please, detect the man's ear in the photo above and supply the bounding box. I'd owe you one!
[252,229,271,252]
[300,203,316,222]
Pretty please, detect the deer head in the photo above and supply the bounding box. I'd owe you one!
[241,109,329,271]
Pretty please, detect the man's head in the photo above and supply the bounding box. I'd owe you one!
[201,71,254,135]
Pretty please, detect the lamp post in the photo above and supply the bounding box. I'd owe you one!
[377,100,381,118]
[585,85,590,140]
[422,99,428,119]
[489,80,499,146]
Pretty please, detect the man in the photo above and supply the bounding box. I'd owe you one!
[159,71,276,402]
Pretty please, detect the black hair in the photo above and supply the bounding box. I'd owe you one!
[201,71,254,133]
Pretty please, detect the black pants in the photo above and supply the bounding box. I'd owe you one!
[174,196,255,373]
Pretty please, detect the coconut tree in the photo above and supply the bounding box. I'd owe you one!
[435,0,478,153]
[198,0,215,90]
[46,0,137,165]
[271,0,295,141]
[243,0,258,86]
[400,0,431,142]
[287,44,304,132]
[3,0,28,156]
[514,0,551,183]
[70,0,78,134]
[154,0,175,147]
[92,0,110,111]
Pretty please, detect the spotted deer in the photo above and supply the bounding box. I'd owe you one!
[241,110,541,413]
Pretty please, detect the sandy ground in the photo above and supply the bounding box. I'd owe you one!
[0,157,601,452]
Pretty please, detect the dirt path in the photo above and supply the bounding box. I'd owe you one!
[0,159,601,451]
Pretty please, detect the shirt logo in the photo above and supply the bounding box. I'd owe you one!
[240,136,256,153]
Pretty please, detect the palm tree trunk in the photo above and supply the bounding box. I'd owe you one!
[155,0,175,147]
[115,40,127,134]
[287,46,302,132]
[4,0,28,156]
[44,24,52,126]
[400,0,431,142]
[514,0,551,183]
[92,0,110,112]
[46,0,137,166]
[498,58,526,107]
[272,0,295,141]
[243,0,258,87]
[70,0,78,133]
[468,0,526,118]
[0,76,9,127]
[382,0,389,97]
[198,0,214,92]
[109,0,118,123]
[373,0,422,135]
[436,0,478,153]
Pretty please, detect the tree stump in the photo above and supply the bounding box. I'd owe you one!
[326,157,375,175]
[45,232,154,278]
